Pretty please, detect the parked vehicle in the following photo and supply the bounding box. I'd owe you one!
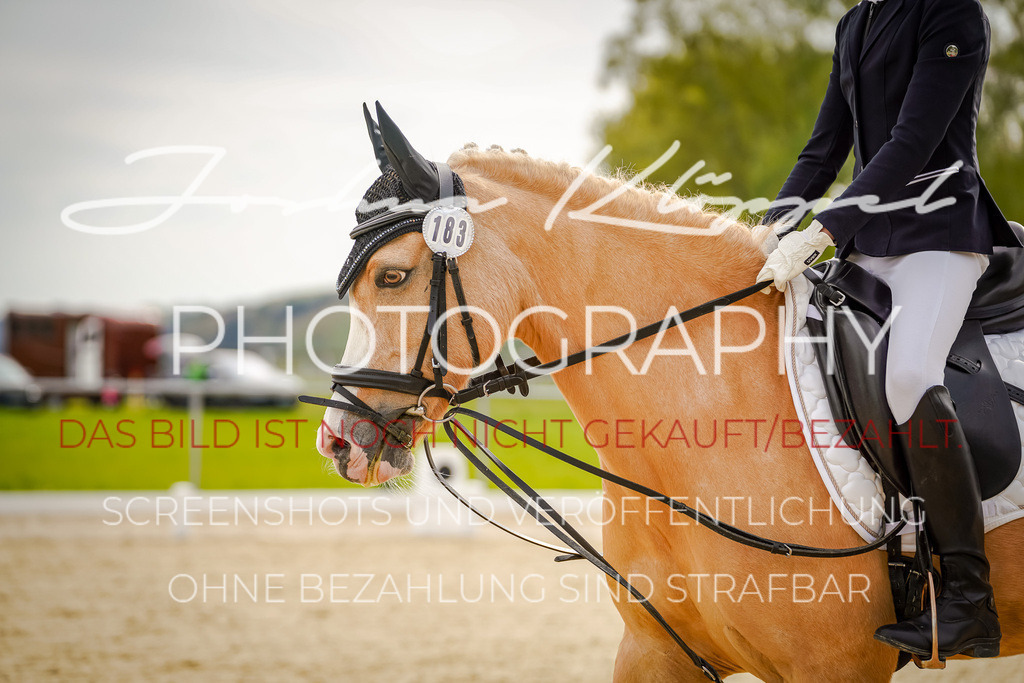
[0,354,42,407]
[164,349,301,408]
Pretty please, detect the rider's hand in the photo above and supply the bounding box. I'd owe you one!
[756,220,835,292]
[756,221,798,257]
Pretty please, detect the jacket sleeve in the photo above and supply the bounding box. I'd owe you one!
[814,0,988,246]
[762,19,854,226]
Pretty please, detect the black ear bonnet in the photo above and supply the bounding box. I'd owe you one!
[336,102,466,298]
[336,168,465,298]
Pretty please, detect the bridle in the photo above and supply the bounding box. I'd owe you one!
[302,106,907,682]
[298,163,501,445]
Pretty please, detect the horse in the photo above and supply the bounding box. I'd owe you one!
[314,126,1024,681]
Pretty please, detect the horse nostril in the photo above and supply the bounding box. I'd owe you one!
[329,435,350,457]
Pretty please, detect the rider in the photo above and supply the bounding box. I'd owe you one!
[757,0,1022,659]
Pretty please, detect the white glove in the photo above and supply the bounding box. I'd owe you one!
[754,221,798,257]
[755,220,834,292]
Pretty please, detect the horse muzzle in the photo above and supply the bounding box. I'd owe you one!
[317,413,417,485]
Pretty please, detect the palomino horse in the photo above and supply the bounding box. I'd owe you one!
[315,131,1024,680]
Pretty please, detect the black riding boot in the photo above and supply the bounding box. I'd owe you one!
[873,386,1001,659]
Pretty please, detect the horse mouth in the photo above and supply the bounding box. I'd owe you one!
[366,448,413,486]
[339,443,413,486]
[320,418,417,486]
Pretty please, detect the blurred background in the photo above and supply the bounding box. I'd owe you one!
[2,1,1023,681]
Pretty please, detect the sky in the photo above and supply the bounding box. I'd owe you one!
[0,0,631,314]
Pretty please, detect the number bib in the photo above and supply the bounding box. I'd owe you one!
[422,206,474,257]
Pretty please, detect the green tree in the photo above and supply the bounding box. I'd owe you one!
[601,0,1024,221]
[978,2,1024,220]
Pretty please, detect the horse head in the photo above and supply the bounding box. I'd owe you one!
[315,103,521,486]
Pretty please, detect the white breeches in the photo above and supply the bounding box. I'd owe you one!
[844,250,990,424]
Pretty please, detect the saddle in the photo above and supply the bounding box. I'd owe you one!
[803,227,1024,501]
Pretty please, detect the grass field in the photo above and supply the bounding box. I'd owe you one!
[0,397,602,490]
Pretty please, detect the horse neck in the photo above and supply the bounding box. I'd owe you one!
[503,191,772,394]
[474,173,785,483]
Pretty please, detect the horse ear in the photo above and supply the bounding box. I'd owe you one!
[363,103,391,173]
[374,101,440,201]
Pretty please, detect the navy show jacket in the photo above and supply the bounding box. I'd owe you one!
[763,0,1022,258]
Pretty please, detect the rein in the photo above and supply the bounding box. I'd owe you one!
[422,410,905,682]
[300,270,907,683]
[443,405,906,559]
[451,278,774,404]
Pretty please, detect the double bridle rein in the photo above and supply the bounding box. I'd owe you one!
[299,170,906,683]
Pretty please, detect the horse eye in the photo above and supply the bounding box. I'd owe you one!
[377,269,408,288]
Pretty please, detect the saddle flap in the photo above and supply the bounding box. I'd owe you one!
[808,262,1022,500]
[944,320,1022,496]
[806,314,911,494]
[967,223,1024,333]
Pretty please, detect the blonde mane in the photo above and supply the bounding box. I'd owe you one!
[447,143,770,261]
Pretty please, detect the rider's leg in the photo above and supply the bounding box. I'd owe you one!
[845,249,988,423]
[844,250,1000,658]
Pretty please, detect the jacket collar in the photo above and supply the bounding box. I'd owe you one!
[857,0,906,64]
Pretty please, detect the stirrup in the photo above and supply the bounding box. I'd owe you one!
[911,572,946,670]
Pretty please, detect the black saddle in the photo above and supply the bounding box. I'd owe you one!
[965,223,1024,333]
[804,228,1024,500]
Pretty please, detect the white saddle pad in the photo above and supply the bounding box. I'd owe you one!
[782,270,1024,551]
